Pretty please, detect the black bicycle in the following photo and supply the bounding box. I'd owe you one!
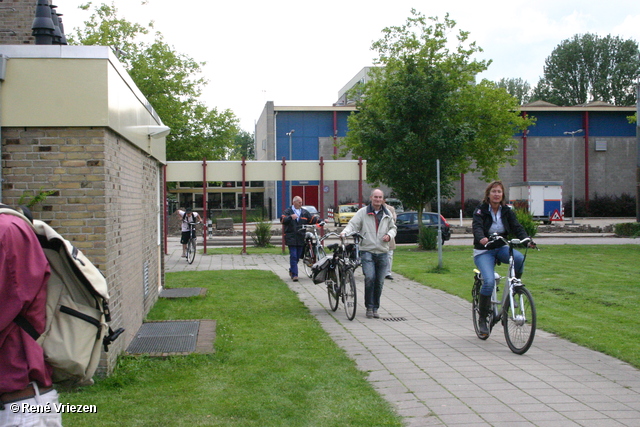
[301,222,326,278]
[323,231,363,321]
[185,222,199,264]
[472,234,537,354]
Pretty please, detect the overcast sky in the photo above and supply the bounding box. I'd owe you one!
[59,0,640,132]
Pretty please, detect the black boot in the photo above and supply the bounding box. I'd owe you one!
[478,294,491,336]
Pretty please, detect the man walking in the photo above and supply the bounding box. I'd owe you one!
[281,196,320,281]
[342,189,397,318]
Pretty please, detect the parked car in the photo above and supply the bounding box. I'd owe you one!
[394,211,451,244]
[385,198,404,213]
[334,204,360,226]
[302,205,320,218]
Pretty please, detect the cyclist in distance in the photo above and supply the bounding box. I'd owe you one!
[281,196,322,282]
[177,206,201,258]
[472,180,534,335]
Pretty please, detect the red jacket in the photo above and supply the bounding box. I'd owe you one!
[0,215,52,393]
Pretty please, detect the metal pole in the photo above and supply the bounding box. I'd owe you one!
[287,130,294,200]
[437,159,443,269]
[564,129,583,224]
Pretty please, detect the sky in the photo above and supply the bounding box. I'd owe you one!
[58,0,640,132]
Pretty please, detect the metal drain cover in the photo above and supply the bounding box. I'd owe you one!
[126,321,200,354]
[381,317,407,322]
[159,287,206,298]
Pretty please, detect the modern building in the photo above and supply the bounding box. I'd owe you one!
[257,67,637,217]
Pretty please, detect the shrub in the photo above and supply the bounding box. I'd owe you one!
[564,193,636,217]
[513,208,538,238]
[418,226,438,250]
[251,219,273,247]
[614,222,640,237]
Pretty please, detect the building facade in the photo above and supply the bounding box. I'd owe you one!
[0,42,167,375]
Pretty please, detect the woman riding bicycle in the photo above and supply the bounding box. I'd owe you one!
[472,180,533,336]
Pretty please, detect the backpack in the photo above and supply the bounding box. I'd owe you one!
[1,207,124,387]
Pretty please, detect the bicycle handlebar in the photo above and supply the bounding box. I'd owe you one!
[485,234,536,249]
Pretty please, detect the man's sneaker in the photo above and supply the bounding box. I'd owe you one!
[366,309,373,318]
[373,310,380,319]
[292,276,298,282]
[385,275,393,280]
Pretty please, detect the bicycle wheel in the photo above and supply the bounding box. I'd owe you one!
[187,238,196,264]
[502,286,536,354]
[471,278,490,340]
[326,268,340,311]
[302,245,314,278]
[342,268,357,321]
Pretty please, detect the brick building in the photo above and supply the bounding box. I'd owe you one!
[1,3,167,375]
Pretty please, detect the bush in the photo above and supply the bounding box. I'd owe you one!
[614,222,640,237]
[513,208,538,238]
[251,219,273,247]
[564,193,636,217]
[418,226,438,250]
[440,199,481,218]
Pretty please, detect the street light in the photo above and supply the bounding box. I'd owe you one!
[286,130,294,200]
[563,129,583,224]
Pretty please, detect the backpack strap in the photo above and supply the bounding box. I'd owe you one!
[14,314,40,341]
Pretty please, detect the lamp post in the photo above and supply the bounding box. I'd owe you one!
[563,129,583,224]
[286,130,294,200]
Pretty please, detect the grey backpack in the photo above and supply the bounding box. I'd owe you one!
[2,207,123,387]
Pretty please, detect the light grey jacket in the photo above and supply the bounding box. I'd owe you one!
[343,204,397,254]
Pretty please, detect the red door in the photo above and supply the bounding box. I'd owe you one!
[292,185,319,209]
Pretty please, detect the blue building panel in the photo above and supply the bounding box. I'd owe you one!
[587,112,636,137]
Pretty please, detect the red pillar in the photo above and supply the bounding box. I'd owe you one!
[241,158,247,255]
[202,158,208,254]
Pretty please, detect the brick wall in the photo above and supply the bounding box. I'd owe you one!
[2,126,163,375]
[0,0,37,45]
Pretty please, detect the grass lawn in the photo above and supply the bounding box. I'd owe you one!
[60,270,403,427]
[392,244,640,369]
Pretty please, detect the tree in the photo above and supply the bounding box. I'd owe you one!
[496,78,532,105]
[229,130,255,160]
[532,33,640,106]
[343,10,532,221]
[68,2,240,161]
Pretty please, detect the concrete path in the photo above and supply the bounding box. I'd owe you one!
[165,237,640,427]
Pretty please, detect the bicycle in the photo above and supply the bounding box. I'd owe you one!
[322,231,363,321]
[185,222,199,264]
[301,222,327,278]
[471,234,538,354]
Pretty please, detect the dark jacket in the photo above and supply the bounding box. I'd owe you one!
[280,207,320,246]
[472,203,528,250]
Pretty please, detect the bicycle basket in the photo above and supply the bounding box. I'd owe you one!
[311,257,331,284]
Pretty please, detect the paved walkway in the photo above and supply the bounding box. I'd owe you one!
[165,237,640,427]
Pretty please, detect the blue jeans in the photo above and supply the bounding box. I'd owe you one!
[474,246,525,296]
[360,251,388,310]
[288,245,303,277]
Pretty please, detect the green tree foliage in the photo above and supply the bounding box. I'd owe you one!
[496,78,532,105]
[532,33,640,106]
[229,130,256,160]
[68,2,239,161]
[343,10,533,219]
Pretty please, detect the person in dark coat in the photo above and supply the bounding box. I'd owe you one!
[280,196,321,281]
[472,180,534,336]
